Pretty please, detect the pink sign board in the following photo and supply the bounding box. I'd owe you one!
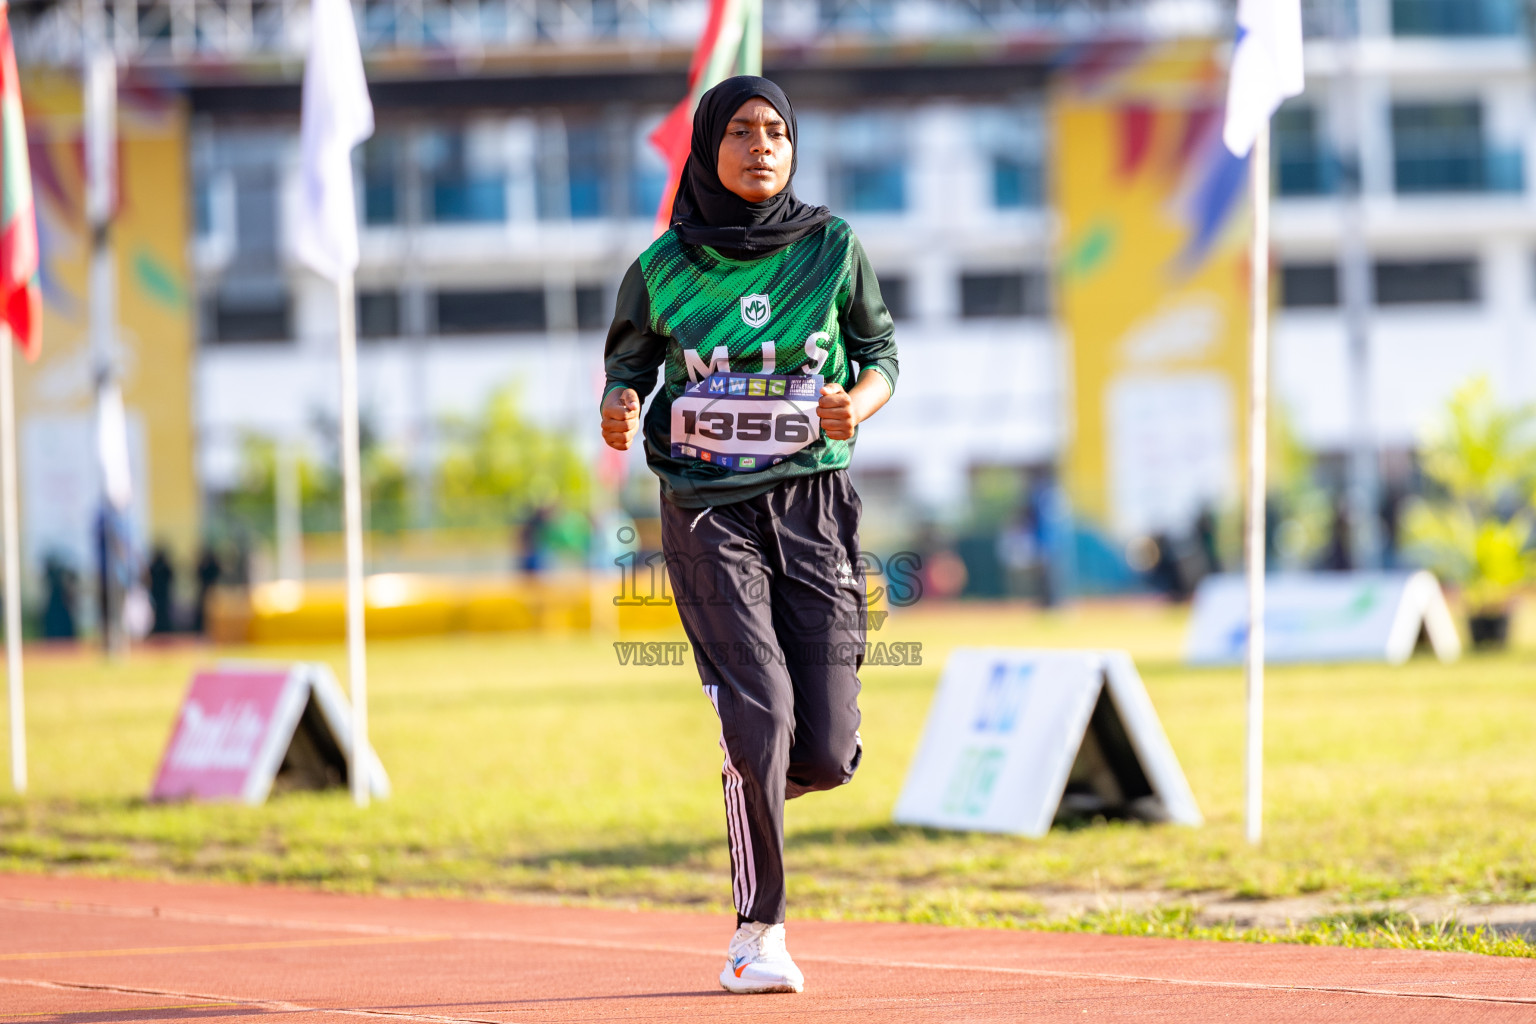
[150,667,301,802]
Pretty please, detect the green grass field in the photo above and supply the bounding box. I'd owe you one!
[3,600,1535,957]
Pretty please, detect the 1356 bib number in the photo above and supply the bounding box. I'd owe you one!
[670,373,823,473]
[679,409,813,443]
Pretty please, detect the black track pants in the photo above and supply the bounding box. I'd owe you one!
[660,469,866,926]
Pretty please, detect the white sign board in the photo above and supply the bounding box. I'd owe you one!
[23,413,149,581]
[1185,571,1461,666]
[151,661,390,805]
[1107,372,1235,538]
[893,649,1202,837]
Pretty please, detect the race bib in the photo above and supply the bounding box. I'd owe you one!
[670,372,824,472]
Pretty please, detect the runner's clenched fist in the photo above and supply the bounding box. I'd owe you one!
[601,388,641,451]
[818,374,892,441]
[818,382,856,440]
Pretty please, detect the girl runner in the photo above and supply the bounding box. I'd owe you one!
[600,75,898,994]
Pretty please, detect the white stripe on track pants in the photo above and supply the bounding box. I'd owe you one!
[660,469,866,926]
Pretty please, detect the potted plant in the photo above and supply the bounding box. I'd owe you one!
[1404,378,1536,649]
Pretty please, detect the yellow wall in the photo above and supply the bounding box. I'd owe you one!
[1051,41,1251,539]
[17,69,197,583]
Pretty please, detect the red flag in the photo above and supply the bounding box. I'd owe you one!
[648,0,759,235]
[0,5,39,360]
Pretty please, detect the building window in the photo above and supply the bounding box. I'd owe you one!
[960,271,1049,319]
[876,275,909,321]
[362,133,402,226]
[233,166,281,262]
[194,128,288,267]
[838,166,904,212]
[817,0,895,32]
[202,284,291,344]
[993,157,1043,208]
[435,289,546,334]
[419,126,507,223]
[1281,263,1339,308]
[576,284,609,331]
[974,106,1045,209]
[1374,259,1480,305]
[358,290,402,339]
[829,112,906,214]
[1274,104,1336,197]
[567,123,609,220]
[1391,0,1520,37]
[1392,101,1522,194]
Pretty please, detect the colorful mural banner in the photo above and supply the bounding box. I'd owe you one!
[1051,40,1252,541]
[15,69,197,581]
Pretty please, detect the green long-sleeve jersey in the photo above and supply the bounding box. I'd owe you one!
[602,218,899,508]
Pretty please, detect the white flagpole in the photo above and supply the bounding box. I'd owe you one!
[1244,123,1271,846]
[296,0,374,807]
[336,274,369,807]
[1,327,24,794]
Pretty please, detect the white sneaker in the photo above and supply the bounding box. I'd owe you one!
[719,921,805,994]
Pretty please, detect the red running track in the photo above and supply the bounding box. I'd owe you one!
[1,874,1533,1022]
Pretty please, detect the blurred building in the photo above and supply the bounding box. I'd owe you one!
[10,0,1536,587]
[1277,0,1535,477]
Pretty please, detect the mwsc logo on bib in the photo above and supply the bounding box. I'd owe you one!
[740,294,771,329]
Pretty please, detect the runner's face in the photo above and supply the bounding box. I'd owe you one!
[716,98,793,204]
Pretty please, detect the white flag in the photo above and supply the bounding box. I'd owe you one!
[95,379,133,512]
[1222,0,1305,157]
[292,0,374,281]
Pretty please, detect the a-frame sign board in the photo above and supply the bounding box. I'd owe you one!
[894,649,1202,837]
[151,662,390,805]
[1185,571,1462,666]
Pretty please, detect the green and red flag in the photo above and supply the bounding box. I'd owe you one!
[649,0,762,234]
[0,3,38,360]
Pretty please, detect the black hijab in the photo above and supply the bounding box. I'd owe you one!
[669,76,832,256]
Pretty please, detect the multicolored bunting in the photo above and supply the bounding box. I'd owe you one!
[0,4,39,359]
[648,0,762,235]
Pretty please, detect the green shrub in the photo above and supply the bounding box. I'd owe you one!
[1404,378,1536,612]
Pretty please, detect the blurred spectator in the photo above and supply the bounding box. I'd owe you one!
[1379,484,1405,569]
[924,548,969,600]
[1322,495,1353,571]
[228,533,253,586]
[194,545,222,634]
[1029,476,1071,607]
[956,533,1006,598]
[519,505,550,576]
[913,523,966,601]
[997,510,1038,597]
[1148,532,1192,601]
[1264,495,1282,564]
[147,546,175,634]
[1194,505,1220,577]
[41,555,78,640]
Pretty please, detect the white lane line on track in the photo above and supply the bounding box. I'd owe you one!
[0,1000,246,1019]
[0,935,450,962]
[3,896,1534,1008]
[0,978,507,1024]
